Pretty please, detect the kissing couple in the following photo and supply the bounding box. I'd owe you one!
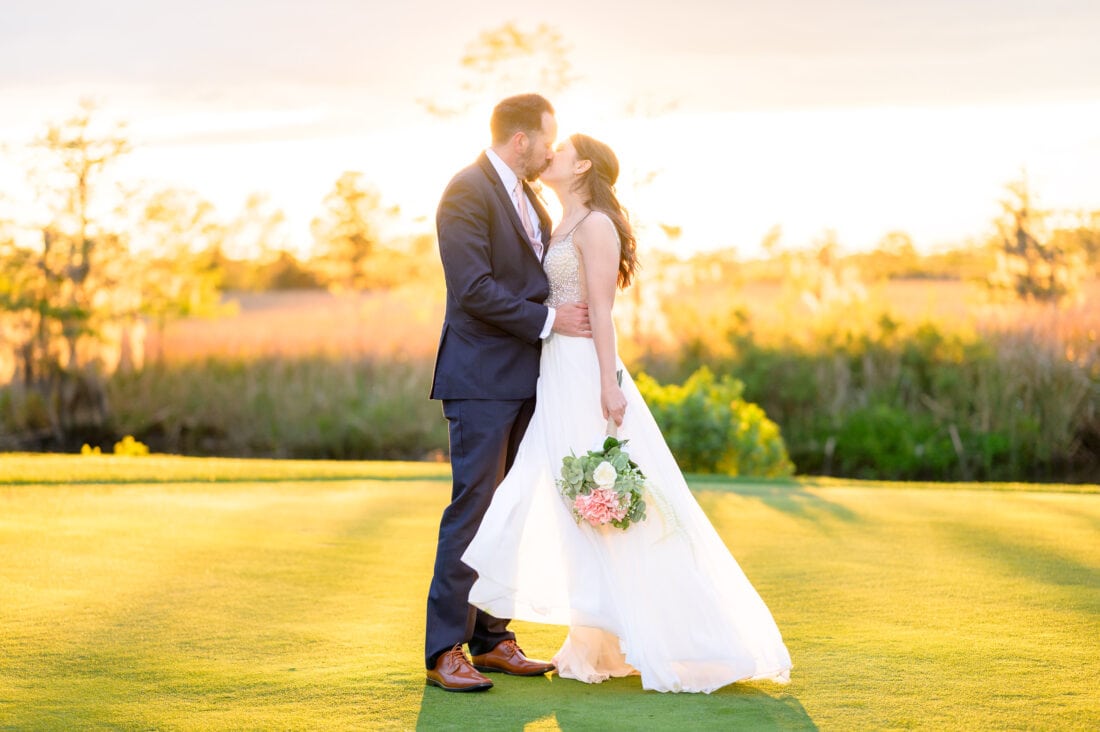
[425,93,792,693]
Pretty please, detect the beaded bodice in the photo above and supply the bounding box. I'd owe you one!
[544,230,587,307]
[544,211,621,307]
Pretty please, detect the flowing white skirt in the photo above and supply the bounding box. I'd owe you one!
[462,334,792,693]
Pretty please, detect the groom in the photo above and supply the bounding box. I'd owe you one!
[425,94,591,692]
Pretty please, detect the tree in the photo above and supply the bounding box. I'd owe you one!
[213,193,303,291]
[1,100,132,441]
[986,175,1086,303]
[223,193,289,262]
[253,249,323,291]
[1049,209,1100,275]
[310,172,397,292]
[420,22,576,118]
[34,100,131,369]
[129,187,228,362]
[864,230,919,280]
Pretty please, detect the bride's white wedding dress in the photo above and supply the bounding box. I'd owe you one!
[462,216,792,693]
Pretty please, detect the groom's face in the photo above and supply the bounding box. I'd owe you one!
[520,112,558,181]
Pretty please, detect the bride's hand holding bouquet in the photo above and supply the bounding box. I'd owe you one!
[557,372,647,531]
[601,374,627,431]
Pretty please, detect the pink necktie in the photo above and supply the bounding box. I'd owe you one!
[514,180,542,258]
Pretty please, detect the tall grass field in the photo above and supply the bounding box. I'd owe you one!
[1,454,1097,730]
[3,280,1097,481]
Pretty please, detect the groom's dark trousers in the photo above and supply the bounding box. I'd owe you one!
[425,397,534,667]
[425,152,552,669]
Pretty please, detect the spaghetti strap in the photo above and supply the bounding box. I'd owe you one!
[564,210,594,237]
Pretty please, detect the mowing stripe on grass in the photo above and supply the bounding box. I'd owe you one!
[1,458,1097,729]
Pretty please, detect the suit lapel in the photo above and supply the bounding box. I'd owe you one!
[477,154,544,265]
[525,182,553,265]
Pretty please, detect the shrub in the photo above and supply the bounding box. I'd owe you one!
[645,307,1100,482]
[635,366,794,477]
[830,404,957,480]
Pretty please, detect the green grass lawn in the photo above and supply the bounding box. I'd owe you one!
[1,454,1097,730]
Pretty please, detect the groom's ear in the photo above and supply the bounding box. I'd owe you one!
[512,130,529,153]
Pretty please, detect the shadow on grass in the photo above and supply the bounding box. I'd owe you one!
[944,523,1100,614]
[693,478,859,525]
[415,673,816,731]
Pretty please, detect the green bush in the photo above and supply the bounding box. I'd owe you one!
[830,404,957,480]
[646,312,1100,482]
[635,366,794,477]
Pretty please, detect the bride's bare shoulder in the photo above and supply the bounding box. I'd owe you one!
[574,210,618,246]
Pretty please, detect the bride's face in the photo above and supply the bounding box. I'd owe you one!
[540,139,578,185]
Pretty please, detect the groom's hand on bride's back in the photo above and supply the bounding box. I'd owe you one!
[552,303,591,338]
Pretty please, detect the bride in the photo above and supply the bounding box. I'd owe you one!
[462,133,792,693]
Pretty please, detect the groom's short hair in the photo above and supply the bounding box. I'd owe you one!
[491,94,555,144]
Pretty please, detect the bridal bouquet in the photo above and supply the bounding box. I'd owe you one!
[558,435,648,530]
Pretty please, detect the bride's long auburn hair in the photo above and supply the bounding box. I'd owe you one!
[570,134,638,289]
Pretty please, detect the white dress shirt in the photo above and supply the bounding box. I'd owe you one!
[485,148,556,339]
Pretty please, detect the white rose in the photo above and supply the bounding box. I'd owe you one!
[593,461,617,488]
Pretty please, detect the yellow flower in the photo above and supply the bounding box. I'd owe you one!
[113,435,150,457]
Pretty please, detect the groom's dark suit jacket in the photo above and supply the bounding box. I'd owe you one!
[424,152,554,667]
[430,153,552,400]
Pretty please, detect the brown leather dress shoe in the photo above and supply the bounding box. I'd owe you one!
[426,645,494,692]
[471,640,555,677]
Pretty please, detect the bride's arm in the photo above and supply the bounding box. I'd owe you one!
[576,213,627,427]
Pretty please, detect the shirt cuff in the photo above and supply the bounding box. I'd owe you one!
[540,307,556,339]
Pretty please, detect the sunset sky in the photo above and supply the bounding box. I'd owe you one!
[2,0,1098,258]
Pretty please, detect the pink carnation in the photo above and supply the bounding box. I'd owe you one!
[573,486,629,526]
